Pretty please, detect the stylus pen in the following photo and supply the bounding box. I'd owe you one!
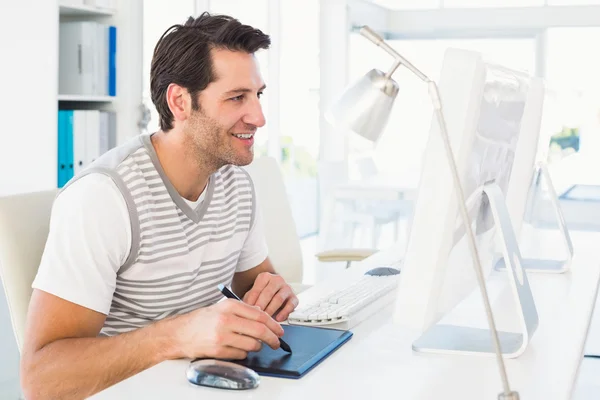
[217,283,292,353]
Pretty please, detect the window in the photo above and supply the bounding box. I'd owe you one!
[279,0,320,179]
[279,0,320,237]
[545,27,600,161]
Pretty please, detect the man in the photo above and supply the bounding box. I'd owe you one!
[20,13,298,400]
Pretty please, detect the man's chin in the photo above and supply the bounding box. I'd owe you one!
[229,150,254,167]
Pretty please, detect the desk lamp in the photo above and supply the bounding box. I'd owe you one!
[325,26,519,400]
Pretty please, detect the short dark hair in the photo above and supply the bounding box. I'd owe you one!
[150,12,271,131]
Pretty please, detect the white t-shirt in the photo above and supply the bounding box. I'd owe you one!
[32,173,268,315]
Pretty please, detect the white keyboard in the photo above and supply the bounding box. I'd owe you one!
[288,273,400,331]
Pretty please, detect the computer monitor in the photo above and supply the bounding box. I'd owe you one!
[392,48,544,357]
[504,76,545,239]
[500,83,574,273]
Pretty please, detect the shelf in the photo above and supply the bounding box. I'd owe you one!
[58,95,116,102]
[59,4,116,17]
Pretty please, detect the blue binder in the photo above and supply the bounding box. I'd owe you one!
[64,110,74,184]
[108,26,117,96]
[233,325,353,379]
[57,110,74,188]
[57,111,65,187]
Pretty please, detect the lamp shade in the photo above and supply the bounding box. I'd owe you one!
[326,69,399,143]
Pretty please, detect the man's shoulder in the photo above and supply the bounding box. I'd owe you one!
[56,173,125,207]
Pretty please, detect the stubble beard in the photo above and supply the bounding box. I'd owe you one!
[184,110,254,173]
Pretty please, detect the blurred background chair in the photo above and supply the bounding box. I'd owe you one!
[318,157,415,251]
[0,189,57,352]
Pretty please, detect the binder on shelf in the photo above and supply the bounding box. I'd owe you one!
[99,111,116,155]
[59,22,116,97]
[63,111,75,186]
[108,112,117,149]
[66,111,75,185]
[57,111,66,188]
[72,111,87,175]
[57,110,75,188]
[86,110,101,164]
[108,26,117,96]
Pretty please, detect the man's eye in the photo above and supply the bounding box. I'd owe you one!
[257,91,263,99]
[231,95,245,101]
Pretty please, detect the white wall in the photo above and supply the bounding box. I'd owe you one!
[0,0,58,197]
[0,2,57,397]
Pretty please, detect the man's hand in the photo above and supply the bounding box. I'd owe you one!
[174,298,284,360]
[242,272,299,322]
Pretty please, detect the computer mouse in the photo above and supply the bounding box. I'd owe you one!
[364,267,401,276]
[186,359,260,390]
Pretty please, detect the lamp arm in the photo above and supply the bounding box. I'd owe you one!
[359,26,429,82]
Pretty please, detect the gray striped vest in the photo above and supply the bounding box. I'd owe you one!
[65,134,256,336]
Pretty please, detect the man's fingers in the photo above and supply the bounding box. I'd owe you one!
[229,314,281,350]
[254,281,282,311]
[223,332,262,353]
[274,296,299,322]
[243,273,271,306]
[224,300,284,337]
[264,287,292,317]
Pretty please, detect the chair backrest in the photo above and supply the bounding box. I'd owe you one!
[244,157,303,284]
[0,189,57,351]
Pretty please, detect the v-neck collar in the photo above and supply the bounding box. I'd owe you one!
[140,133,214,223]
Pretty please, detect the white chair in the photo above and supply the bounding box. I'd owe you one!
[318,158,413,250]
[0,189,57,352]
[244,157,377,294]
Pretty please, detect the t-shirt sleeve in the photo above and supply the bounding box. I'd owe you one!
[32,173,131,315]
[236,188,269,273]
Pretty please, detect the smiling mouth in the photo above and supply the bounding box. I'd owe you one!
[232,133,254,139]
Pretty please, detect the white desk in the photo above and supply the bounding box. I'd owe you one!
[92,230,600,400]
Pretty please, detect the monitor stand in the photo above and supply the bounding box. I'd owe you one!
[496,161,573,273]
[413,183,539,359]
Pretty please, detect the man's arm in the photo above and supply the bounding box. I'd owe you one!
[20,289,284,400]
[20,290,174,400]
[233,257,299,322]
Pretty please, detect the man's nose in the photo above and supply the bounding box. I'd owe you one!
[243,99,266,128]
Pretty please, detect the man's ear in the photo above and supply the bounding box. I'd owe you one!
[166,83,191,123]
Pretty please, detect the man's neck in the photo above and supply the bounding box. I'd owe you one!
[150,130,213,202]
